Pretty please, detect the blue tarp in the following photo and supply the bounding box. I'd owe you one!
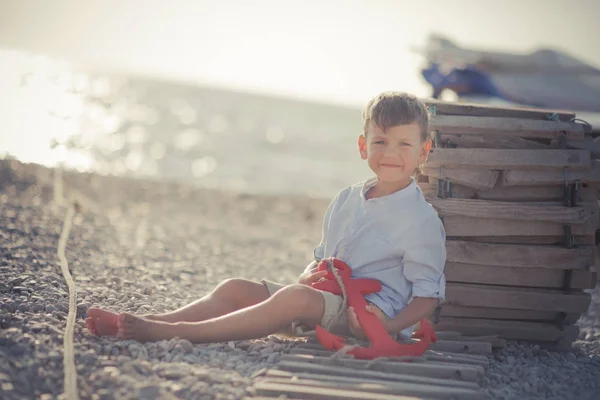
[420,36,600,114]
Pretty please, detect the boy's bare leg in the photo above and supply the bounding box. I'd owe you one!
[116,284,325,343]
[86,279,269,336]
[144,279,269,322]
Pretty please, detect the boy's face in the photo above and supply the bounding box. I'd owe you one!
[358,122,431,188]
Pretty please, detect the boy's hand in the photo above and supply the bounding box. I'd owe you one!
[297,268,328,286]
[348,305,389,339]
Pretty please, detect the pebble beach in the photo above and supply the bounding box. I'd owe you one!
[1,159,600,400]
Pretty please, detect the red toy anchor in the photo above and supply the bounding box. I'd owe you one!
[311,258,437,360]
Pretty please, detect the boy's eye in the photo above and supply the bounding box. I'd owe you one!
[374,140,385,145]
[400,142,411,146]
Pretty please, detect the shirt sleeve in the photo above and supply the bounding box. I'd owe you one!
[403,213,447,301]
[313,191,342,261]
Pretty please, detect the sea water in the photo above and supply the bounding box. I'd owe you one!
[0,49,371,199]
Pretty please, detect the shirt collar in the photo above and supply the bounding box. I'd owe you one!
[360,177,417,202]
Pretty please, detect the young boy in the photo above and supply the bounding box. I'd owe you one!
[86,91,447,343]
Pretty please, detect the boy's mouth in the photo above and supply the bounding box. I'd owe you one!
[380,163,402,168]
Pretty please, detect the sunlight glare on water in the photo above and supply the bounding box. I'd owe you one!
[0,49,95,171]
[0,48,370,199]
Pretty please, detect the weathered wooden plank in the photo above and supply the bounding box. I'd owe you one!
[426,148,590,170]
[428,340,491,355]
[434,318,580,342]
[445,240,595,269]
[424,351,490,366]
[443,215,596,236]
[279,355,483,381]
[430,198,590,224]
[425,350,491,363]
[424,99,575,121]
[289,346,490,367]
[264,370,484,396]
[445,262,596,290]
[440,304,581,325]
[564,137,600,158]
[453,235,595,246]
[271,360,481,389]
[423,331,505,348]
[442,133,553,149]
[252,381,421,400]
[440,200,600,238]
[445,283,591,313]
[432,331,464,340]
[421,166,499,190]
[295,340,488,359]
[502,160,600,185]
[421,180,565,201]
[254,377,486,400]
[442,335,507,349]
[429,115,586,139]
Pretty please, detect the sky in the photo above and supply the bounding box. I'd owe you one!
[0,0,599,106]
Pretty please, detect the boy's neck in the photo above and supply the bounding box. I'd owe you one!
[366,177,413,199]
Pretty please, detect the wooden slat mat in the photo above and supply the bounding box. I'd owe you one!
[246,332,497,399]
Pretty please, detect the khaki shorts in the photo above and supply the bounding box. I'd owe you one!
[261,280,400,340]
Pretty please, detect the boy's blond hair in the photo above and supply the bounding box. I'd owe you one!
[362,92,430,141]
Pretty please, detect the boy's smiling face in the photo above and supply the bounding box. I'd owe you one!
[358,122,431,192]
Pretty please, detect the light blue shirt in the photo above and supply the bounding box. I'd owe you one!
[312,177,446,338]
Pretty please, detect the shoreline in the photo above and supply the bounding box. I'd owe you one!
[1,159,599,399]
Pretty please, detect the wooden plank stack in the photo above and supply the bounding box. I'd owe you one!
[246,334,497,399]
[418,100,600,351]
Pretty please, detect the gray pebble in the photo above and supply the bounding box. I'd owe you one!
[179,339,193,353]
[46,351,62,361]
[259,347,274,356]
[17,303,29,312]
[1,303,15,313]
[8,344,26,356]
[117,355,130,363]
[266,353,279,363]
[160,366,188,379]
[31,303,44,312]
[54,311,67,320]
[11,286,29,294]
[81,350,97,365]
[272,343,285,352]
[138,385,162,399]
[8,277,24,286]
[45,305,55,313]
[172,344,184,354]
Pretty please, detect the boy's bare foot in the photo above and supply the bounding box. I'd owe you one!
[86,308,119,336]
[117,313,174,342]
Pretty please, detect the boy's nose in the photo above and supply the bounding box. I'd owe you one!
[383,146,400,157]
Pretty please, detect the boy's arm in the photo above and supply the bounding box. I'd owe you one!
[385,297,438,334]
[389,213,446,335]
[313,188,345,261]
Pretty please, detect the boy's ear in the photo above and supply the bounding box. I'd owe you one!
[358,135,368,159]
[419,139,432,162]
